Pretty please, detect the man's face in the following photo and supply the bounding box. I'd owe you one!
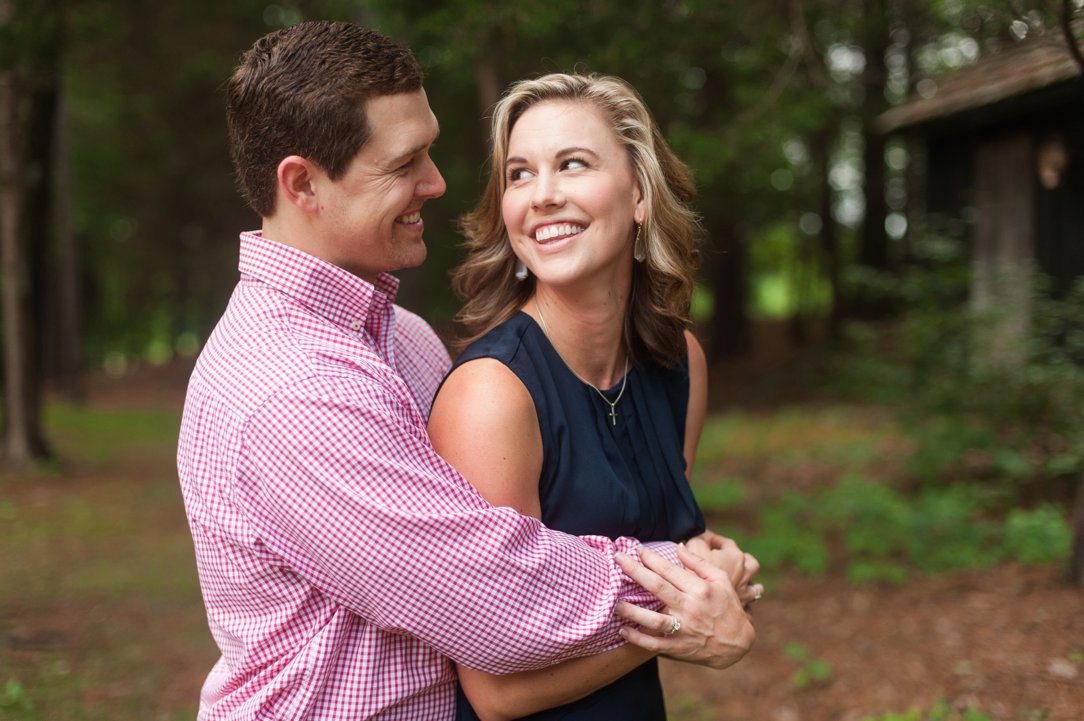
[315,89,445,283]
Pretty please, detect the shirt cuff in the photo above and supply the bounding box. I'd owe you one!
[611,538,683,611]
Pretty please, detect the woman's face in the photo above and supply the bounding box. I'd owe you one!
[502,100,644,290]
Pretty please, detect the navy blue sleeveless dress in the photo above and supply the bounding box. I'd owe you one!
[451,311,706,721]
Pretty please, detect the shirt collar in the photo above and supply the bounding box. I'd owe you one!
[237,231,401,340]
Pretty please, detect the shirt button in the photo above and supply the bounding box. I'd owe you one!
[350,321,363,331]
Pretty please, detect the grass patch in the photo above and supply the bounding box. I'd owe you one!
[43,403,181,465]
[696,407,896,476]
[0,403,212,721]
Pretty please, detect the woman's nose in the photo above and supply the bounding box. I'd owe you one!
[530,171,564,209]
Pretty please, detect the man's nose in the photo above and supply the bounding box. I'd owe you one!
[417,155,446,199]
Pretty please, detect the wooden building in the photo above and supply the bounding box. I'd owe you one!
[877,29,1084,364]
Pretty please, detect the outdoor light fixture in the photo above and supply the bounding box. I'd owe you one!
[1036,133,1069,190]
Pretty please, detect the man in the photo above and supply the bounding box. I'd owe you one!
[177,20,757,720]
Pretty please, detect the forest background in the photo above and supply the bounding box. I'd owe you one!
[2,1,1084,720]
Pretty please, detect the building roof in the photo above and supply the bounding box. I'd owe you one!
[876,30,1083,134]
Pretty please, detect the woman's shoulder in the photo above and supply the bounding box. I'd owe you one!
[455,312,534,368]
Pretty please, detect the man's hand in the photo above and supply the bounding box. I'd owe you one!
[613,546,755,670]
[685,530,763,608]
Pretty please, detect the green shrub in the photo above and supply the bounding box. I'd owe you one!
[692,477,747,512]
[740,475,1069,581]
[1004,505,1073,565]
[784,642,833,691]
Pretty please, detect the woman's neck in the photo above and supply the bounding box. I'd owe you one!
[528,283,629,388]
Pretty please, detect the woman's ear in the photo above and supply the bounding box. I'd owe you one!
[277,155,321,213]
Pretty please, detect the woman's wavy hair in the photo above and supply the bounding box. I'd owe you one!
[452,73,702,367]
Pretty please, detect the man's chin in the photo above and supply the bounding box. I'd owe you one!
[395,243,427,273]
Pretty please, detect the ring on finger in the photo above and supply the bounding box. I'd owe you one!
[752,586,763,602]
[664,615,681,636]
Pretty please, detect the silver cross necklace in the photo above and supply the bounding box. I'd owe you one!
[534,298,629,426]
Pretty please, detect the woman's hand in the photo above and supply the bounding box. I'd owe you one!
[613,545,755,669]
[685,530,764,608]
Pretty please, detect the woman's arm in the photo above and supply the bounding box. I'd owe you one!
[679,331,765,608]
[456,645,656,721]
[428,358,658,721]
[683,330,709,476]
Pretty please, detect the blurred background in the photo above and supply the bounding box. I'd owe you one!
[1,1,1083,719]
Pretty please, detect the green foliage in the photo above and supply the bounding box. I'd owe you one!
[691,477,748,511]
[831,229,1084,536]
[822,475,1000,578]
[748,222,834,319]
[1,679,34,716]
[745,493,831,576]
[1004,505,1074,565]
[784,642,833,691]
[733,474,1070,583]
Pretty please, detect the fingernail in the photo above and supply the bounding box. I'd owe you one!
[618,628,628,638]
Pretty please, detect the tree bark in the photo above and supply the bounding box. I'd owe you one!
[705,221,750,361]
[858,0,890,274]
[813,125,842,340]
[1070,473,1084,592]
[52,83,84,402]
[0,0,57,464]
[0,60,42,464]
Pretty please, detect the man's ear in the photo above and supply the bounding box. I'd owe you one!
[277,155,321,213]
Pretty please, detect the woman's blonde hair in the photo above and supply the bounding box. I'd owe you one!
[453,73,702,367]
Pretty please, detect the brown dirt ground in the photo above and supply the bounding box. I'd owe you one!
[51,338,1084,720]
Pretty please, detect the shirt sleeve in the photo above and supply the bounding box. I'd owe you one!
[234,372,678,674]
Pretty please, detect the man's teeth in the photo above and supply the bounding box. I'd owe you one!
[535,224,585,242]
[397,212,421,224]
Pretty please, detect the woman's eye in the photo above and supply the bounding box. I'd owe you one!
[508,168,531,182]
[562,157,587,171]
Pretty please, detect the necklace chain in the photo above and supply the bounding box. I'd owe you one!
[534,298,629,426]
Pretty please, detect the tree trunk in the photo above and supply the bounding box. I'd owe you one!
[0,0,57,464]
[813,125,842,340]
[1069,473,1084,592]
[858,0,889,274]
[0,63,43,464]
[52,84,84,402]
[705,221,750,361]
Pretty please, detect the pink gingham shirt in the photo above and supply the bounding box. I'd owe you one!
[177,232,678,720]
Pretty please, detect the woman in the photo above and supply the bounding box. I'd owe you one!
[428,73,756,721]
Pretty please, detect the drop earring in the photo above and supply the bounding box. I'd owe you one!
[514,259,529,281]
[633,223,646,263]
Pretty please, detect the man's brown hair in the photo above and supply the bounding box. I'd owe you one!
[226,21,423,218]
